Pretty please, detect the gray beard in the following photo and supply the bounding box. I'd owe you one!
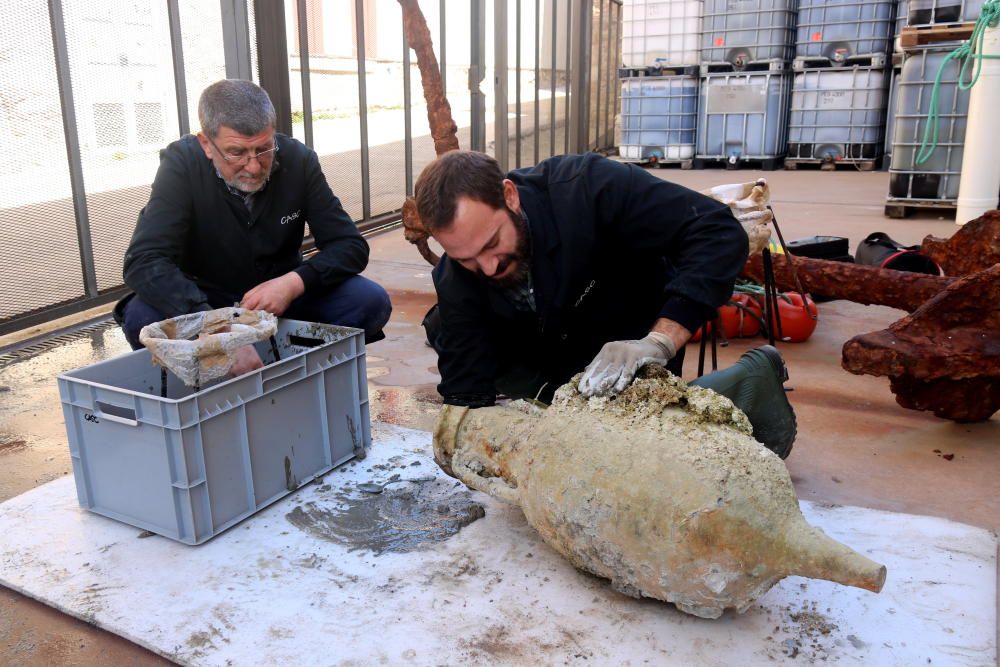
[226,171,271,194]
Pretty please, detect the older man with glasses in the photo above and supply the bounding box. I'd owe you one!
[115,79,391,375]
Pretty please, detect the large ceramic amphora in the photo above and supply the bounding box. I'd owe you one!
[433,367,886,618]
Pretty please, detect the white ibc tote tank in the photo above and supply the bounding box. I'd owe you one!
[622,0,703,67]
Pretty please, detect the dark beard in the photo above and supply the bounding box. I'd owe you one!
[488,208,531,288]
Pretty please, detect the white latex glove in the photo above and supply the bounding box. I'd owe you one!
[578,331,677,397]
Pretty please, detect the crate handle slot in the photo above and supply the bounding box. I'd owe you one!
[288,334,326,348]
[95,401,138,426]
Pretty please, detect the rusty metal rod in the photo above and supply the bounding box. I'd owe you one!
[743,254,956,313]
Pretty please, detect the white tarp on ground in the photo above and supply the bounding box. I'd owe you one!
[0,424,995,666]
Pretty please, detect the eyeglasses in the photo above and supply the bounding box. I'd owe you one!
[206,134,278,167]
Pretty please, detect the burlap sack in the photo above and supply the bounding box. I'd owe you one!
[139,307,278,387]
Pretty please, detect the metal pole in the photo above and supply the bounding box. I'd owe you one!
[296,0,314,148]
[403,14,413,196]
[166,0,190,136]
[570,0,592,152]
[564,0,571,154]
[550,0,557,157]
[220,0,252,80]
[515,0,522,167]
[355,0,371,219]
[439,0,447,93]
[494,0,509,170]
[253,0,293,135]
[533,0,540,163]
[48,0,98,298]
[470,0,486,152]
[595,0,605,150]
[604,0,622,147]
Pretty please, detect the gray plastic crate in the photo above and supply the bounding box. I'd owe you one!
[58,318,370,545]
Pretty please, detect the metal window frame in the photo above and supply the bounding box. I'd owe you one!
[48,0,98,300]
[569,0,593,152]
[5,0,621,336]
[494,0,509,170]
[470,0,487,152]
[253,0,293,135]
[355,0,372,220]
[296,0,314,148]
[167,0,190,136]
[220,0,253,80]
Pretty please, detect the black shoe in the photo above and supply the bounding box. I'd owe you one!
[690,345,797,459]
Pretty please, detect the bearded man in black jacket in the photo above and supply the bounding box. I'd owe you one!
[116,79,391,375]
[415,150,797,459]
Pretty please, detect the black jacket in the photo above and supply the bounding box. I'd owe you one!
[433,153,748,407]
[123,133,368,316]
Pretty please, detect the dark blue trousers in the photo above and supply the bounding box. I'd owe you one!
[118,275,392,350]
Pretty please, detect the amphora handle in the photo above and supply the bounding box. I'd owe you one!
[433,404,522,505]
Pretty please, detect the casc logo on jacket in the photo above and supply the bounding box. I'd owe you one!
[280,210,302,225]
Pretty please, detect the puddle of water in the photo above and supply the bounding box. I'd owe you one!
[285,478,484,555]
[0,327,130,502]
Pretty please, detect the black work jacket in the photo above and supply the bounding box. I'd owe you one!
[123,133,368,316]
[433,153,748,407]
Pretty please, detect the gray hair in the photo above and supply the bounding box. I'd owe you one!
[198,79,276,138]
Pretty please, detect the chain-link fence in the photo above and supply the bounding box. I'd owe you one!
[0,0,620,335]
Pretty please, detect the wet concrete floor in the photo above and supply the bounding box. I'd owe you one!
[0,168,997,665]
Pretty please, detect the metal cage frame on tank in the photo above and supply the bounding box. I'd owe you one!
[618,68,700,168]
[885,44,971,217]
[883,52,904,169]
[897,0,985,49]
[693,65,792,170]
[622,0,704,68]
[795,0,898,68]
[895,0,910,52]
[700,0,797,71]
[907,0,986,26]
[785,64,891,171]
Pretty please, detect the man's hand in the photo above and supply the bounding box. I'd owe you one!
[230,344,264,376]
[578,331,677,397]
[241,272,305,315]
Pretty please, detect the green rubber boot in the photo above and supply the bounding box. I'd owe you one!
[690,345,797,459]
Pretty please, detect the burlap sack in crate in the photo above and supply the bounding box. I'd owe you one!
[138,307,278,387]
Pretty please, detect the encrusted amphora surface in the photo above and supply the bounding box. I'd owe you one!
[434,367,886,618]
